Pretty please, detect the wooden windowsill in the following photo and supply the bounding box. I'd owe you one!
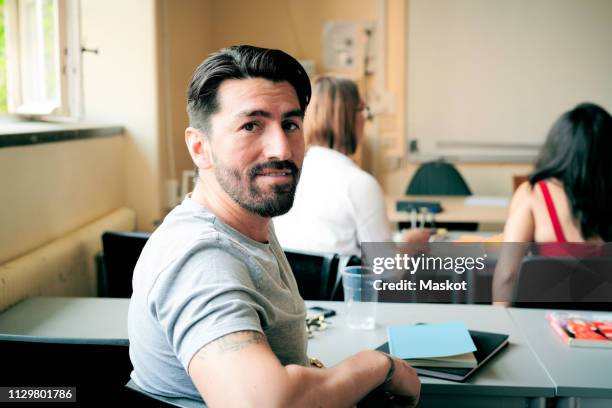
[0,121,124,148]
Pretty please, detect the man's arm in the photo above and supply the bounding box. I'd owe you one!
[188,330,420,408]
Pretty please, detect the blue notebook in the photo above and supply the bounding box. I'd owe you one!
[377,329,509,382]
[387,321,476,359]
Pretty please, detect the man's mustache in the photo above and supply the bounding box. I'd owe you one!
[249,161,300,178]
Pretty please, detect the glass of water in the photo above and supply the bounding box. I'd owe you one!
[341,266,378,330]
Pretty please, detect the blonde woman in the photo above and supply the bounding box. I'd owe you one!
[274,76,428,256]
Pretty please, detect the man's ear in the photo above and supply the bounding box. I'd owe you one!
[185,127,213,170]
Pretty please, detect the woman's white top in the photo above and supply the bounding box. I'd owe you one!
[274,146,392,256]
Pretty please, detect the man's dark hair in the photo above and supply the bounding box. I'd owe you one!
[529,102,612,240]
[187,45,311,132]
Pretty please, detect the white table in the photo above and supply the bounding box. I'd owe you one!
[509,308,612,408]
[0,297,128,342]
[307,301,554,408]
[5,297,611,408]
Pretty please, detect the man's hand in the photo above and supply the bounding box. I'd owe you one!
[381,355,420,407]
[400,228,431,244]
[398,228,431,259]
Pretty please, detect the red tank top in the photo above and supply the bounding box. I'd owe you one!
[538,180,567,242]
[537,180,602,257]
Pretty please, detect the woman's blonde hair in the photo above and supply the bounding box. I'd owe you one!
[305,75,361,155]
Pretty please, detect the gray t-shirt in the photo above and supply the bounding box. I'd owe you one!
[128,197,308,401]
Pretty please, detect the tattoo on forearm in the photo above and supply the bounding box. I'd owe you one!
[196,331,267,361]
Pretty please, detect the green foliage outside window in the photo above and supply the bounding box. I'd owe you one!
[43,0,56,101]
[0,0,7,113]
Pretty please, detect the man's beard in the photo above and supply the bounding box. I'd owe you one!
[213,155,300,218]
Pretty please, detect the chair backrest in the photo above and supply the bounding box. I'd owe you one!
[406,160,472,196]
[0,334,133,403]
[329,255,361,301]
[283,249,340,300]
[101,231,151,298]
[513,256,612,310]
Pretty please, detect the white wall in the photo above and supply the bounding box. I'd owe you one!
[406,0,612,159]
[160,0,214,184]
[80,0,163,230]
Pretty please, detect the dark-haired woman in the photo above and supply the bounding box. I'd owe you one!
[493,102,612,304]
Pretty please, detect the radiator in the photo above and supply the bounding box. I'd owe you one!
[0,207,135,312]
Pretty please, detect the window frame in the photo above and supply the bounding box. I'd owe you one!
[4,0,82,120]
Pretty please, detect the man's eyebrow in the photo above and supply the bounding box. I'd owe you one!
[234,109,304,120]
[235,110,271,119]
[283,109,304,119]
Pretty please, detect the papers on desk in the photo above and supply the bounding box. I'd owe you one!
[547,312,612,348]
[464,196,509,207]
[401,351,478,368]
[388,321,477,368]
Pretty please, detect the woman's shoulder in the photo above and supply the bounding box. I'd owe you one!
[510,180,536,210]
[345,163,379,187]
[507,180,543,224]
[512,178,563,205]
[527,178,570,207]
[503,180,539,242]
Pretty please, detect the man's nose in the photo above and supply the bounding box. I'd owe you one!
[263,125,292,161]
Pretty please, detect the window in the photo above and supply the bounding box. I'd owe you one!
[0,0,8,113]
[3,0,81,119]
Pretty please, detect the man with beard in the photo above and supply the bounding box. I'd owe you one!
[128,45,420,407]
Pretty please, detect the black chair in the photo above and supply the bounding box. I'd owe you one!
[329,254,361,301]
[513,256,612,311]
[402,160,476,231]
[101,231,151,298]
[284,249,340,300]
[0,334,142,404]
[406,160,472,196]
